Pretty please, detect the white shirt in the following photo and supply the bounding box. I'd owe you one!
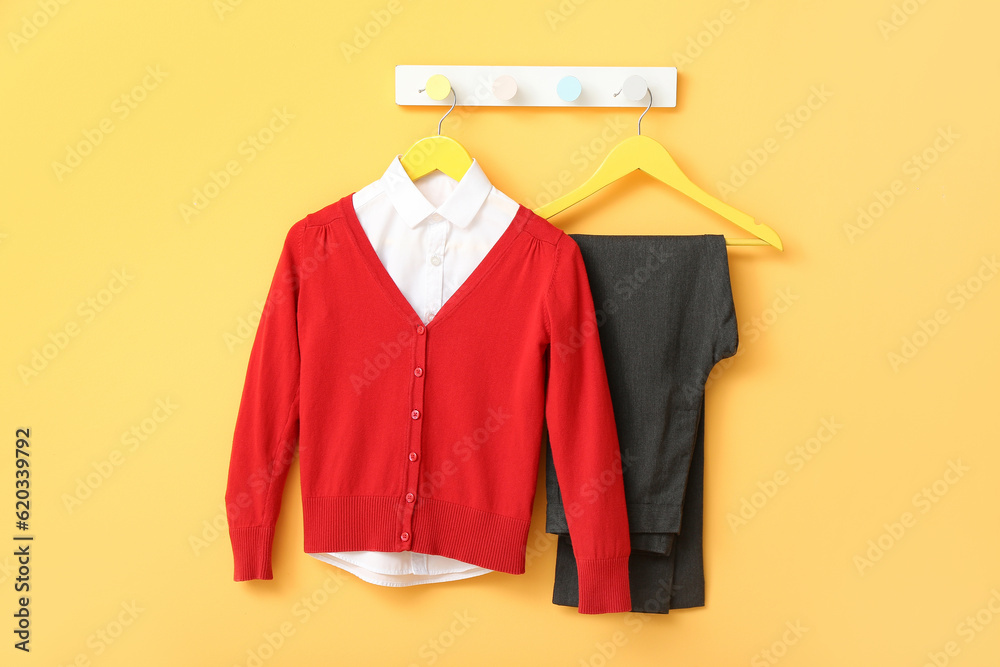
[306,155,520,586]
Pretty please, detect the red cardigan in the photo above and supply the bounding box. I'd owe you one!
[225,195,632,614]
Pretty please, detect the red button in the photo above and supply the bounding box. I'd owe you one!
[405,493,415,503]
[408,452,418,462]
[400,532,410,542]
[416,325,425,334]
[411,409,420,419]
[414,367,424,377]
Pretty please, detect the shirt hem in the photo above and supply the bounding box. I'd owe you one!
[306,552,493,587]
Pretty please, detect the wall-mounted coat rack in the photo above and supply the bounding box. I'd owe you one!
[393,64,781,250]
[395,66,677,108]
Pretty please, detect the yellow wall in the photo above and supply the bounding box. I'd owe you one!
[3,0,999,664]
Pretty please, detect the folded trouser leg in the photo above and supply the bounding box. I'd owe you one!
[551,534,675,614]
[667,397,706,610]
[551,399,707,613]
[630,532,675,556]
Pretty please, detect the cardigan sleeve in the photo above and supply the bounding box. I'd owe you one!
[225,220,304,581]
[543,234,632,614]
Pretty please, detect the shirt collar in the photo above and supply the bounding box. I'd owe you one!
[380,155,493,229]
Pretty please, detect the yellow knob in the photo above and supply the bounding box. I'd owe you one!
[424,74,451,101]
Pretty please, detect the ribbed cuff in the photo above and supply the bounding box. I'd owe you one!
[576,556,632,614]
[230,525,276,581]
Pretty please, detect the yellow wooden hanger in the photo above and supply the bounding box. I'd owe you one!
[533,89,783,250]
[399,75,473,182]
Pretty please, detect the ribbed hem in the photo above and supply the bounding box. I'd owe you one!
[414,498,530,574]
[230,525,275,581]
[576,556,632,614]
[302,495,531,574]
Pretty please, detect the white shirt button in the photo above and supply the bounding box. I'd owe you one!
[430,255,442,266]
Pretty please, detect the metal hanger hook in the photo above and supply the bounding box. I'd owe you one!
[418,85,458,135]
[437,88,457,135]
[613,86,653,135]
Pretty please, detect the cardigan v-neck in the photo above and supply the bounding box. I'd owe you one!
[339,193,531,332]
[226,193,633,613]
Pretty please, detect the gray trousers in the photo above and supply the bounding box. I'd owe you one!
[545,234,738,614]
